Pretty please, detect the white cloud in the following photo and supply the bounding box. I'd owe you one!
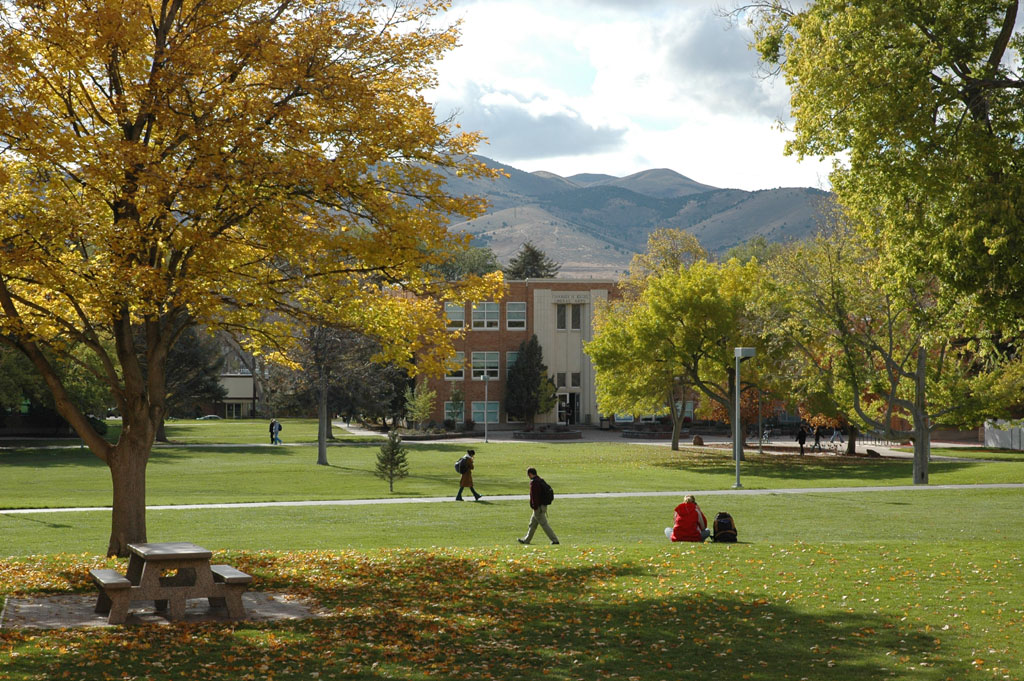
[431,0,832,191]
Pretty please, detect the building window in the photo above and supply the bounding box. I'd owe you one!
[445,302,465,329]
[505,351,519,377]
[556,372,566,388]
[472,302,499,329]
[445,352,465,380]
[472,401,499,424]
[506,302,527,329]
[226,403,241,419]
[556,303,567,330]
[571,372,581,387]
[471,351,499,379]
[571,304,582,330]
[444,401,464,422]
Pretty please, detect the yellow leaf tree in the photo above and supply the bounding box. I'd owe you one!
[0,0,502,555]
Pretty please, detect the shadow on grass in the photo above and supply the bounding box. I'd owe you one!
[652,451,984,482]
[3,551,956,681]
[0,514,73,529]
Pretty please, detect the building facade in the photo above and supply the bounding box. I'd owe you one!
[422,279,619,428]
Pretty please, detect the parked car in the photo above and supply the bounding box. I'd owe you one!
[195,414,222,420]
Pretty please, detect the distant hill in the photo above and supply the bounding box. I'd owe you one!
[445,156,831,278]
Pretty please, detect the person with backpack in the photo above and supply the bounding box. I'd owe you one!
[455,449,481,501]
[517,467,559,545]
[664,494,710,542]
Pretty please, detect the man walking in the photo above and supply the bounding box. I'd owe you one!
[517,467,559,545]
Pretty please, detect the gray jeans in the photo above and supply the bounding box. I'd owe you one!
[522,505,559,544]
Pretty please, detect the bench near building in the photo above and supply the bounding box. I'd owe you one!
[420,278,619,429]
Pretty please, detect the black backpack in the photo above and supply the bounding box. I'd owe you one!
[712,512,737,542]
[454,456,468,474]
[536,477,554,505]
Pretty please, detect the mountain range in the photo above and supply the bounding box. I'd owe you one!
[444,156,832,278]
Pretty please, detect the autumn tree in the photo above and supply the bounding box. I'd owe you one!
[586,299,691,450]
[743,0,1024,319]
[622,228,708,300]
[505,335,558,427]
[504,241,561,279]
[587,259,769,456]
[0,1,502,555]
[767,229,1024,483]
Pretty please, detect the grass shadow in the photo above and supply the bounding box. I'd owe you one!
[2,550,958,681]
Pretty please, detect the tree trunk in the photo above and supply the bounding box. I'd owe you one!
[912,346,930,485]
[846,423,858,456]
[317,373,330,466]
[106,436,151,557]
[669,386,682,451]
[155,418,168,443]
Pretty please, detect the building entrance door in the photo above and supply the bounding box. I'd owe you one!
[558,393,580,425]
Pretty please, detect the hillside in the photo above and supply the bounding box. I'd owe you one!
[446,157,831,278]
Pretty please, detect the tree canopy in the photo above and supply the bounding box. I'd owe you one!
[0,0,501,555]
[587,258,768,453]
[505,335,557,427]
[504,241,562,279]
[746,0,1024,318]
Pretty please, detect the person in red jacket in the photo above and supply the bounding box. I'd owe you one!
[665,495,710,542]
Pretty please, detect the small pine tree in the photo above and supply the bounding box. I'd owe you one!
[504,241,561,279]
[375,430,409,492]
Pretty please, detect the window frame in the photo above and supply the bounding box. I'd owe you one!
[445,302,465,330]
[472,400,500,424]
[471,301,500,330]
[445,351,465,380]
[506,301,527,330]
[471,351,500,380]
[506,351,519,377]
[444,401,465,422]
[571,303,582,330]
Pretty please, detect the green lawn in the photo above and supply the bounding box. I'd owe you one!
[897,445,1024,462]
[1,422,1022,681]
[4,435,1024,510]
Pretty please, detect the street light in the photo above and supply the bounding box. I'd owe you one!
[733,347,756,489]
[483,374,490,443]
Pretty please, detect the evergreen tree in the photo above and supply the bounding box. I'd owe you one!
[504,241,561,279]
[505,335,558,427]
[375,430,410,492]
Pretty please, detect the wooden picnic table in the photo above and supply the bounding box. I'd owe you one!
[91,541,251,625]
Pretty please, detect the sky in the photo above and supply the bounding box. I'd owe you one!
[429,0,832,192]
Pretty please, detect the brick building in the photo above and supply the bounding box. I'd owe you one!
[421,279,619,428]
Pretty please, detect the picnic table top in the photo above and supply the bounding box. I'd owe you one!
[127,542,212,561]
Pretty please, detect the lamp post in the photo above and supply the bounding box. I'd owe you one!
[733,347,756,489]
[483,374,490,443]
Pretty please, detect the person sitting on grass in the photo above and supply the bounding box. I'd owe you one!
[665,494,710,542]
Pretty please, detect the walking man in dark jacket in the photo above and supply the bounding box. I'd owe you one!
[517,467,559,545]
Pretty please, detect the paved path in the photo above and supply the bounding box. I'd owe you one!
[4,483,1022,516]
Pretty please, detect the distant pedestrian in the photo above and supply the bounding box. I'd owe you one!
[796,425,807,455]
[455,449,481,501]
[517,467,559,545]
[829,426,845,444]
[270,418,283,445]
[811,426,823,452]
[665,494,710,542]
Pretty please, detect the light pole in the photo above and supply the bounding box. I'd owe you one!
[483,374,490,443]
[733,347,756,488]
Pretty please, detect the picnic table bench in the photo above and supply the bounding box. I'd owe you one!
[90,542,252,625]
